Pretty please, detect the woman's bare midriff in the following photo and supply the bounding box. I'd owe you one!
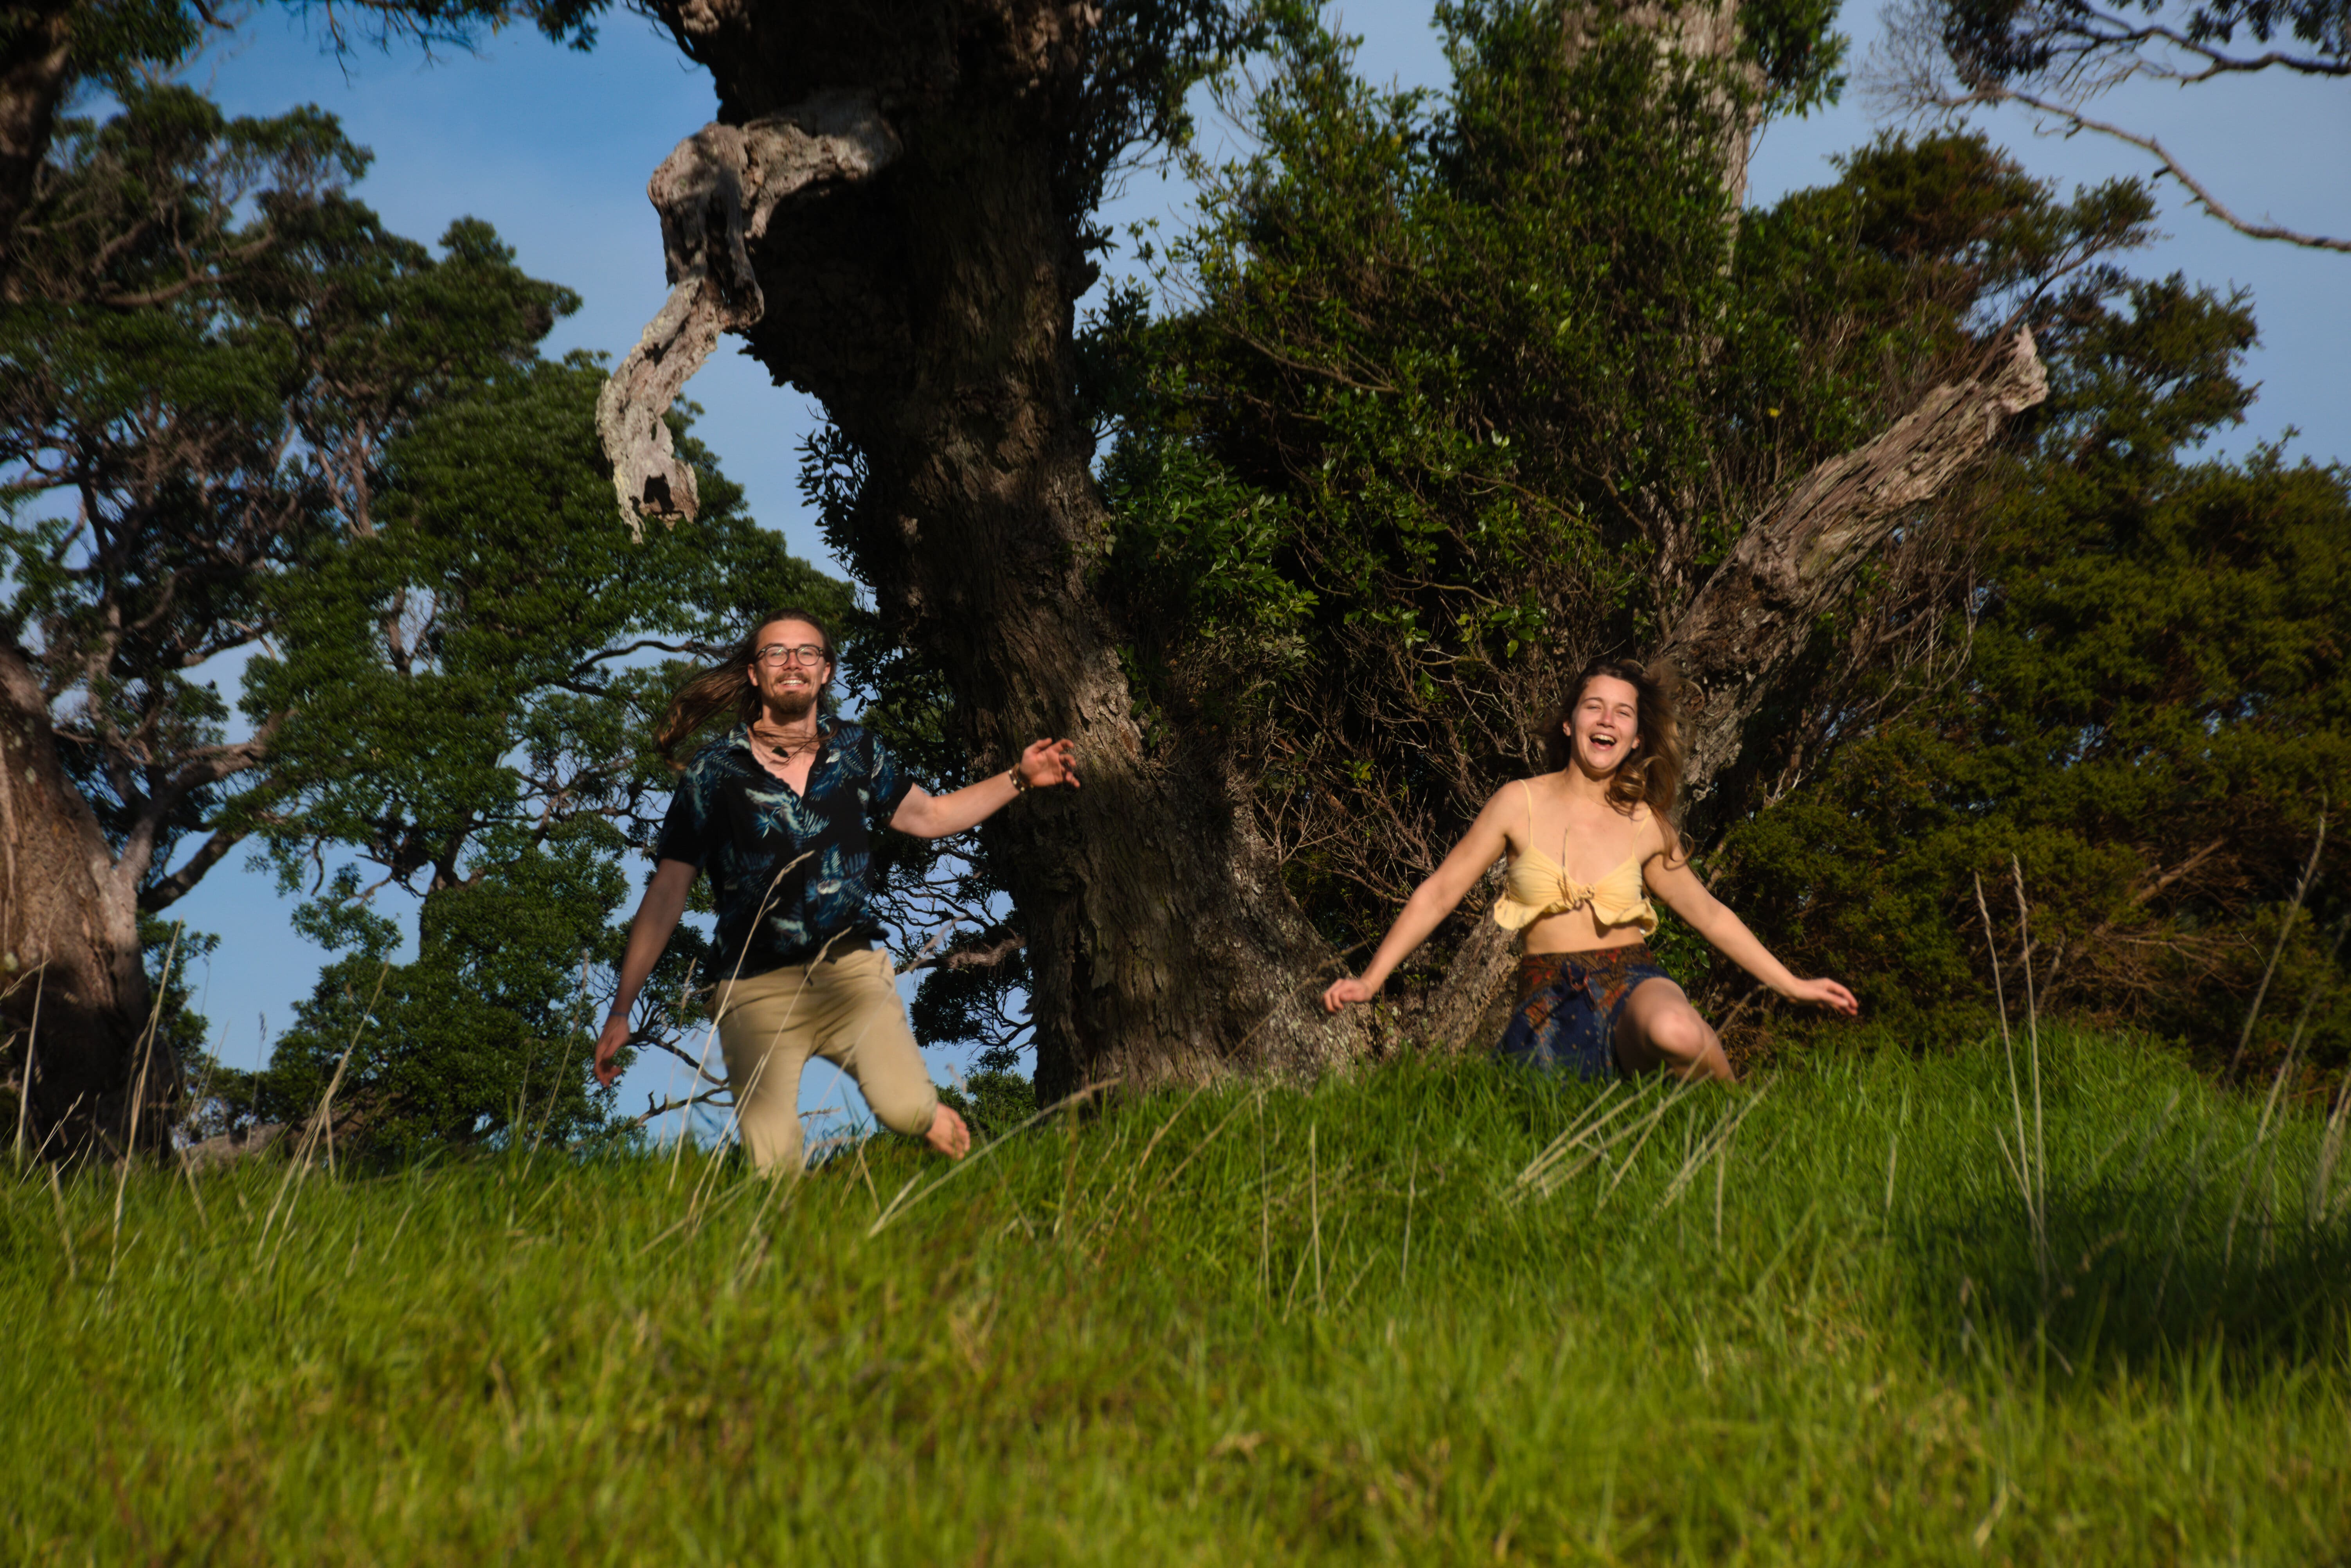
[1521,905,1651,957]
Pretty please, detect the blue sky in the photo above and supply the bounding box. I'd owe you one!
[158,0,2349,1120]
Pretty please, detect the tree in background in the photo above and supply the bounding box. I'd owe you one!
[1714,223,2350,1070]
[0,0,605,280]
[0,87,587,1154]
[212,361,846,1162]
[1873,0,2350,252]
[1086,22,2115,1041]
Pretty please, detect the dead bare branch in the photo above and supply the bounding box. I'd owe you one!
[596,92,900,534]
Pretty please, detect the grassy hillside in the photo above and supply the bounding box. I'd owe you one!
[7,1030,2349,1563]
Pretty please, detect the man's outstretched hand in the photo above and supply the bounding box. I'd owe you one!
[1018,738,1081,791]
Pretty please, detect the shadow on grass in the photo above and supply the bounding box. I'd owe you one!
[1894,1168,2351,1383]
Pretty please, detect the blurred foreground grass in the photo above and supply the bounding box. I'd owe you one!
[6,1030,2350,1564]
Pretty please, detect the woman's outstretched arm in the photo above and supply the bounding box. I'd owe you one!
[1642,842,1859,1016]
[1322,789,1518,1014]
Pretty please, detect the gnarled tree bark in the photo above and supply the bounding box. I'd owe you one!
[0,0,74,281]
[0,641,171,1158]
[1657,326,2049,837]
[597,92,901,532]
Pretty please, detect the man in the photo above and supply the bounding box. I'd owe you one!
[594,608,1078,1172]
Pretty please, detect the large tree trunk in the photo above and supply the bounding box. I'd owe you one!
[0,642,170,1158]
[602,0,2048,1081]
[0,0,74,283]
[1561,0,1762,206]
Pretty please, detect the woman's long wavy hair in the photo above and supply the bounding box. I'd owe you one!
[1541,656,1685,824]
[654,609,835,767]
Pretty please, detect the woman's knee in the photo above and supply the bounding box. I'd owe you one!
[1650,1010,1712,1061]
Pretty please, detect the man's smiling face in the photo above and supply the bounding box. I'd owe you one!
[751,617,831,721]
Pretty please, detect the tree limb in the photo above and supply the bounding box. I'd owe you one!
[0,0,73,277]
[138,826,248,913]
[900,930,1028,976]
[1655,326,2050,828]
[595,91,900,536]
[1947,83,2351,252]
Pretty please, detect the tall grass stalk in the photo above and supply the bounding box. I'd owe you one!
[254,962,387,1263]
[2229,913,2351,1269]
[108,922,182,1276]
[11,961,41,1164]
[2228,809,2324,1074]
[1977,870,2049,1298]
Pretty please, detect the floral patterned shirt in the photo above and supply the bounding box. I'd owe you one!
[653,722,916,976]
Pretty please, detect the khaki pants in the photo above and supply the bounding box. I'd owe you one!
[711,947,939,1174]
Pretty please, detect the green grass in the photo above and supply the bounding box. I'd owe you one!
[7,1029,2351,1564]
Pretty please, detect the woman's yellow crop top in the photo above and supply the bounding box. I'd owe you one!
[1491,781,1659,935]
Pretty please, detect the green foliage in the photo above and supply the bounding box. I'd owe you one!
[933,1065,1037,1143]
[1739,0,1849,113]
[1715,270,2351,1069]
[232,359,851,1160]
[1058,0,1274,251]
[11,1041,2351,1558]
[2,85,573,884]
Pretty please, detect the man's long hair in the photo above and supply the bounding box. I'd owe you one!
[1541,656,1686,824]
[653,609,836,767]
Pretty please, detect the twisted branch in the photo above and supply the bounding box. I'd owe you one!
[596,91,900,535]
[1657,327,2050,818]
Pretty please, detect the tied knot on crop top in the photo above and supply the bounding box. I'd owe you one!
[1491,780,1660,936]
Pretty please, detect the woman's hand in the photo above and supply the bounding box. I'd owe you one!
[1321,976,1377,1014]
[593,1014,634,1088]
[1019,738,1081,791]
[1783,977,1860,1016]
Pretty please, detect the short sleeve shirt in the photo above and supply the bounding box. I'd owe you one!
[653,722,916,976]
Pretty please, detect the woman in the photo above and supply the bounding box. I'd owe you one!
[1322,658,1855,1078]
[594,608,1079,1171]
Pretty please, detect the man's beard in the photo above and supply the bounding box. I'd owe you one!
[761,683,820,724]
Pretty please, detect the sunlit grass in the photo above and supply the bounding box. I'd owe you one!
[7,1030,2349,1563]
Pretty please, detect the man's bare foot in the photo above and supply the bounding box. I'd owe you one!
[925,1104,972,1160]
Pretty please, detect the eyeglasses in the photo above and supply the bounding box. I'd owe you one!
[754,643,829,668]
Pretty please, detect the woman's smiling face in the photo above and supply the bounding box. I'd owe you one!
[1565,674,1640,777]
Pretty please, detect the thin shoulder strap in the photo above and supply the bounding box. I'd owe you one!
[1518,780,1536,841]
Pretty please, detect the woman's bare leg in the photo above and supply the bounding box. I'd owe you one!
[1613,979,1735,1082]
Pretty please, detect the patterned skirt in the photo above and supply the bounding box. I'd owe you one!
[1494,943,1674,1080]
